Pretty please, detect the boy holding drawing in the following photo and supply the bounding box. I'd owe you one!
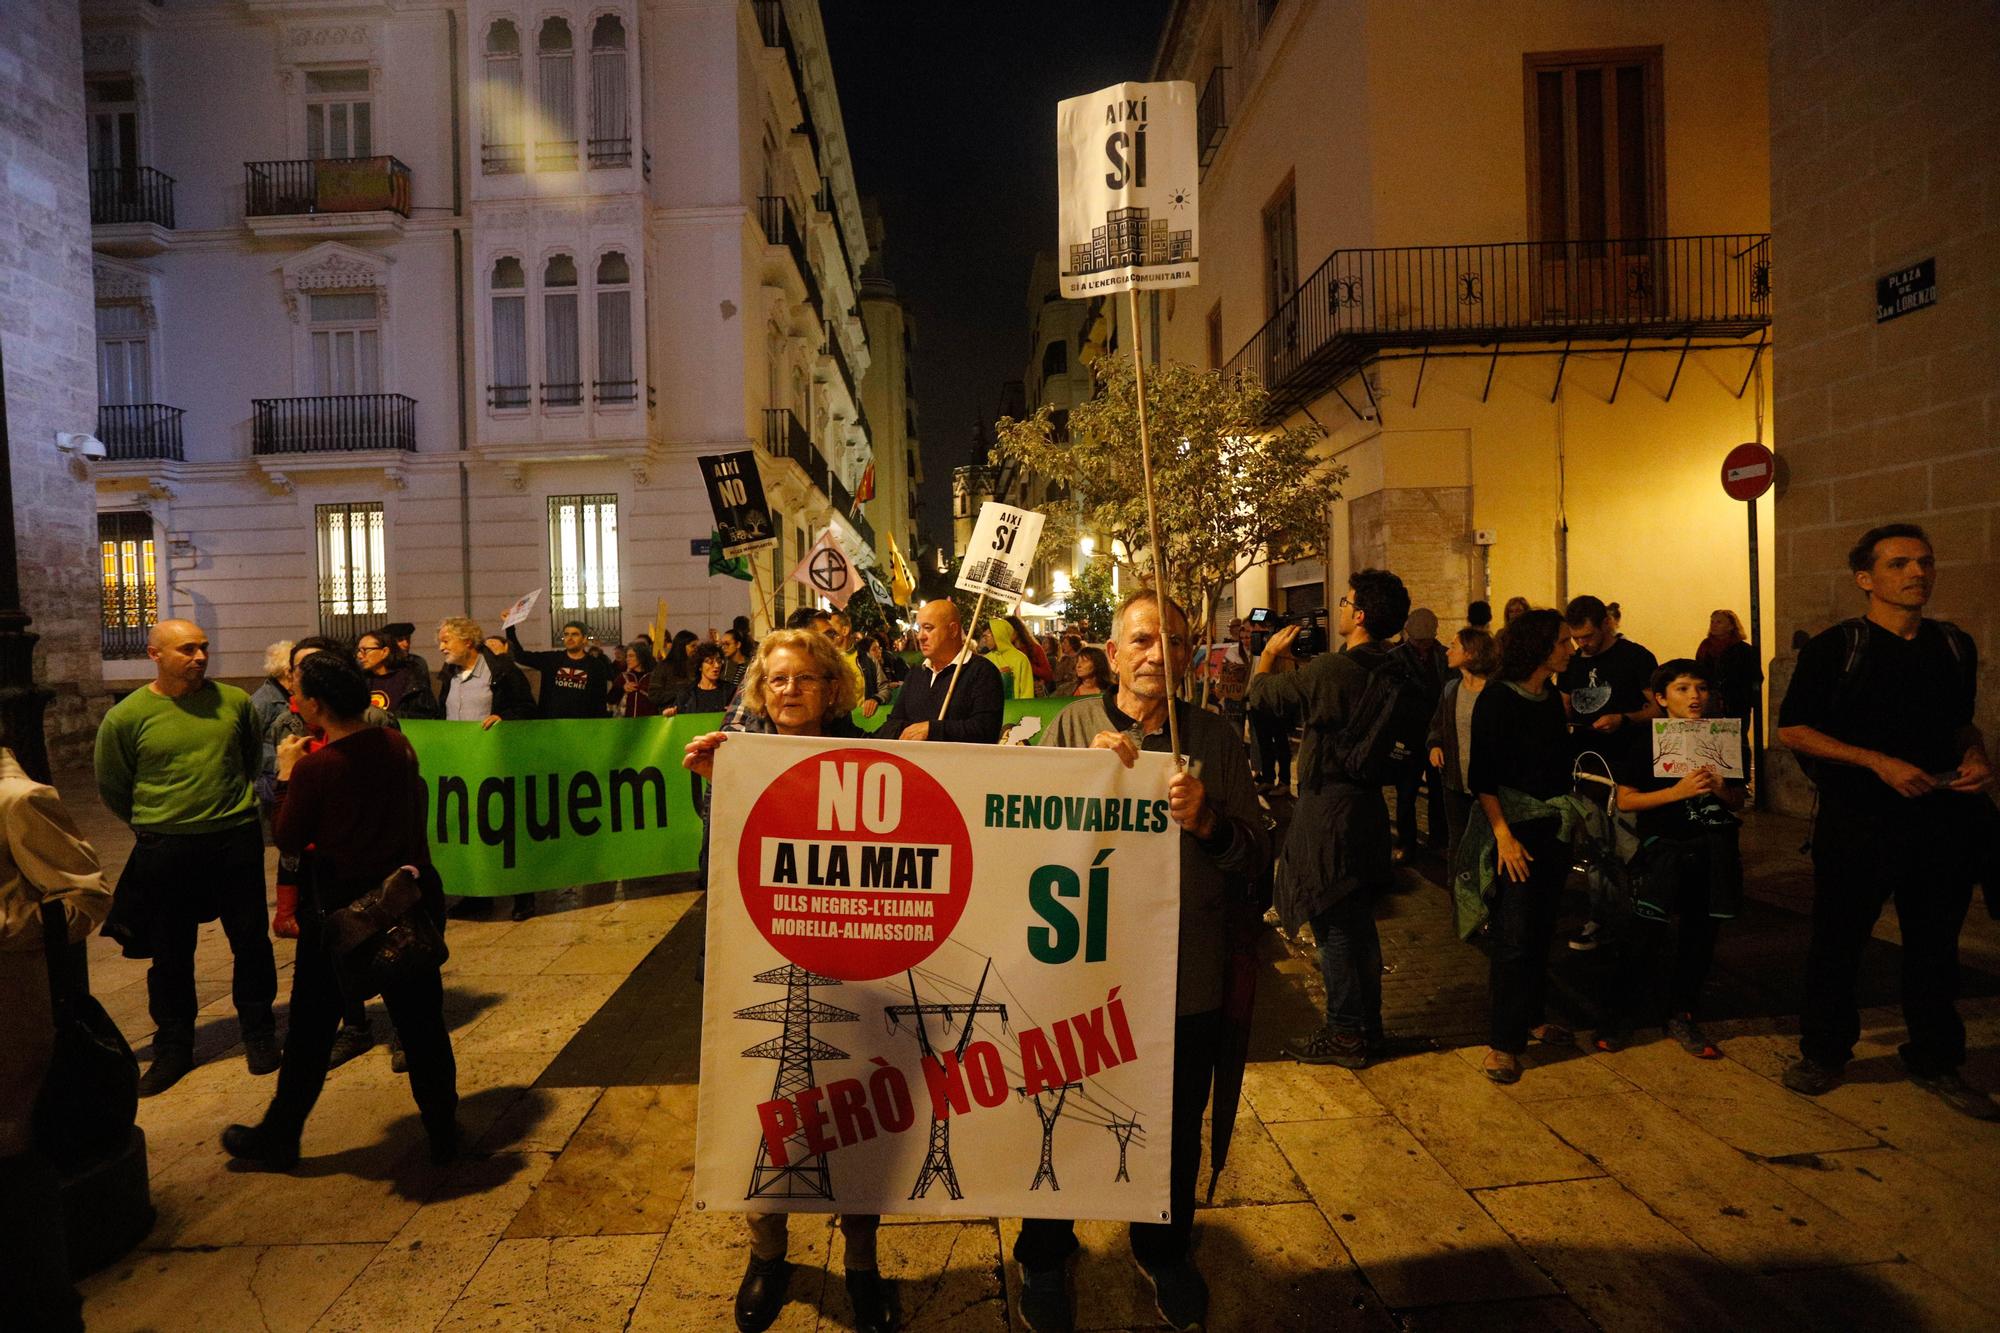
[1598,659,1745,1058]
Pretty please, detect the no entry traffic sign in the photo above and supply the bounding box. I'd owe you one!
[1721,442,1775,502]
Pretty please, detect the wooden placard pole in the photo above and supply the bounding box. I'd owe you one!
[934,586,987,722]
[1127,286,1181,763]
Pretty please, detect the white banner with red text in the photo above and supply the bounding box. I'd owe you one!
[694,732,1181,1222]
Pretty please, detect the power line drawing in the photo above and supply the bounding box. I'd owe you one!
[738,963,858,1200]
[1104,1118,1141,1183]
[884,959,1009,1201]
[1019,1081,1083,1190]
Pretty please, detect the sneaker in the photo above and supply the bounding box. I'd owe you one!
[1909,1070,2000,1122]
[1782,1057,1841,1096]
[510,895,537,922]
[138,1044,194,1097]
[1286,1025,1369,1068]
[1530,1022,1574,1046]
[1136,1257,1209,1331]
[733,1254,789,1333]
[221,1122,300,1172]
[390,1034,409,1074]
[1566,921,1604,952]
[1665,1014,1721,1060]
[843,1268,898,1333]
[326,1023,375,1071]
[243,1032,283,1076]
[1017,1262,1073,1333]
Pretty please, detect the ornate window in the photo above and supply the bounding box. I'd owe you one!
[542,254,581,406]
[315,502,388,642]
[535,19,577,171]
[482,21,524,173]
[593,252,634,404]
[96,303,152,406]
[99,511,157,660]
[489,256,529,409]
[547,493,620,641]
[588,16,630,167]
[305,69,373,160]
[308,292,381,395]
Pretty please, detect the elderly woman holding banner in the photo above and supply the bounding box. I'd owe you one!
[682,628,891,1333]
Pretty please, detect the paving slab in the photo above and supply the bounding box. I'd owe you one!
[312,1237,499,1333]
[1195,1109,1312,1205]
[436,1233,664,1332]
[503,1084,696,1237]
[628,1195,830,1332]
[1526,1092,1895,1273]
[1196,1202,1393,1330]
[1355,1050,1601,1190]
[1239,1059,1384,1123]
[1267,1114,1553,1309]
[1394,1294,1597,1332]
[1446,1041,1639,1102]
[1751,1258,2000,1330]
[79,1241,380,1333]
[1593,1034,1882,1159]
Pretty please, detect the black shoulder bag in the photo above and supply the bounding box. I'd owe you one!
[32,900,140,1168]
[321,864,449,1000]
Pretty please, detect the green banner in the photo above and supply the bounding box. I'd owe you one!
[403,695,1084,895]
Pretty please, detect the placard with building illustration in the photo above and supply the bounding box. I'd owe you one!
[694,733,1181,1222]
[1057,79,1200,298]
[955,501,1046,601]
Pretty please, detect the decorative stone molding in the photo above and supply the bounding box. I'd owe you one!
[628,460,649,487]
[262,471,296,495]
[82,32,138,72]
[93,256,160,324]
[276,242,392,322]
[501,464,527,492]
[281,23,376,63]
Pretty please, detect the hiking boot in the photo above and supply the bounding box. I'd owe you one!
[1287,1025,1368,1068]
[1137,1257,1209,1331]
[138,1044,194,1097]
[221,1122,300,1171]
[1665,1014,1721,1060]
[243,1031,283,1076]
[326,1022,374,1071]
[733,1254,789,1333]
[1782,1057,1840,1096]
[1909,1070,2000,1122]
[1017,1262,1073,1333]
[1566,920,1603,951]
[844,1268,898,1333]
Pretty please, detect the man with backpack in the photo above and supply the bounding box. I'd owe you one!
[1250,568,1426,1068]
[1777,523,1995,1118]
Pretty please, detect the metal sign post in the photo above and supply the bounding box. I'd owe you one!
[1721,442,1775,803]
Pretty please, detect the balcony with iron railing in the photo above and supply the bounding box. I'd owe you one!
[754,0,820,166]
[758,194,822,315]
[252,394,416,454]
[244,156,412,230]
[96,404,185,462]
[1197,67,1229,171]
[90,166,176,230]
[1224,234,1772,422]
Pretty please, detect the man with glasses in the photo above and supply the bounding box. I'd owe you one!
[357,629,440,720]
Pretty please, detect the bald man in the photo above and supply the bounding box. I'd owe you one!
[96,619,278,1095]
[879,599,1004,743]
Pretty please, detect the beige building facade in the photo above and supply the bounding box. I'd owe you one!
[856,202,922,583]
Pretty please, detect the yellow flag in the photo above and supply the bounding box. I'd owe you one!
[888,533,915,607]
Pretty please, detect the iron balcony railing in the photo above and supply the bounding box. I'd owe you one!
[1197,67,1229,169]
[252,393,416,454]
[489,383,531,410]
[588,136,632,168]
[754,0,820,166]
[244,156,413,219]
[96,404,185,461]
[593,379,638,404]
[90,166,176,228]
[541,381,584,408]
[483,143,525,175]
[758,194,822,315]
[762,407,823,490]
[1225,233,1773,421]
[821,324,868,437]
[535,140,578,172]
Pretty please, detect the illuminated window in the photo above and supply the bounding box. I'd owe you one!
[98,511,157,659]
[547,493,620,641]
[315,502,387,641]
[482,21,524,173]
[535,18,577,170]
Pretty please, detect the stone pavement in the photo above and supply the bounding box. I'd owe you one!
[54,767,2000,1331]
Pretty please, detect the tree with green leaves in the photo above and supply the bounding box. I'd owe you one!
[1064,557,1116,642]
[994,358,1345,644]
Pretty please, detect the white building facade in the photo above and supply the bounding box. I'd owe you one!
[83,0,879,679]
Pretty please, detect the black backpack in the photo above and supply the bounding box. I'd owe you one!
[1795,617,1973,783]
[1315,650,1435,788]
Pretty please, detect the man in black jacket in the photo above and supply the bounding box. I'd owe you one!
[505,619,619,718]
[880,599,1004,744]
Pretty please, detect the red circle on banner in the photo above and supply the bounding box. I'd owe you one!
[1721,442,1775,501]
[737,747,972,980]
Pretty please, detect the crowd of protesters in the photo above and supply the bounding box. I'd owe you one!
[1,517,1984,1333]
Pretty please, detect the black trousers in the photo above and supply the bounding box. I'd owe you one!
[1310,893,1382,1042]
[263,915,458,1143]
[136,823,276,1048]
[1014,1009,1221,1271]
[1251,713,1290,785]
[1488,820,1567,1054]
[1394,762,1446,850]
[1603,850,1720,1030]
[1801,796,1980,1076]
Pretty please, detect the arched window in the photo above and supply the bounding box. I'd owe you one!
[593,252,634,404]
[482,21,523,173]
[489,257,528,408]
[535,18,576,171]
[1041,338,1068,380]
[542,255,580,406]
[588,16,630,167]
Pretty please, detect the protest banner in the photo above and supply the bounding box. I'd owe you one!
[1652,717,1747,779]
[1056,80,1200,300]
[694,732,1181,1222]
[403,699,1079,893]
[790,528,864,610]
[956,501,1046,603]
[700,451,779,558]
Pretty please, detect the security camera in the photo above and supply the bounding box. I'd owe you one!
[56,431,108,459]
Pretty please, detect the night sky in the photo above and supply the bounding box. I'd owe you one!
[820,1,1174,550]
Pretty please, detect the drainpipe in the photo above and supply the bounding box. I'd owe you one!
[449,10,472,613]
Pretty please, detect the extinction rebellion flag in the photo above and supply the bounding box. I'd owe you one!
[1057,80,1201,299]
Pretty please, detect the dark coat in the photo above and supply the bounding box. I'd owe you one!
[880,653,1004,743]
[437,647,536,722]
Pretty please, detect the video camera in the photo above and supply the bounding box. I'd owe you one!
[1247,606,1328,660]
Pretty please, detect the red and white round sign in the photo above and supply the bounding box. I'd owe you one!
[1720,442,1775,502]
[736,748,972,980]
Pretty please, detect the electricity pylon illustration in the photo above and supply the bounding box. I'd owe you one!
[1105,1118,1141,1183]
[738,963,858,1200]
[1017,1081,1083,1191]
[884,959,1008,1200]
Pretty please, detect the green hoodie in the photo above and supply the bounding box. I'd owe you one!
[985,617,1035,700]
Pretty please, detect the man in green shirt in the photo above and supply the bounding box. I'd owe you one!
[96,619,278,1095]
